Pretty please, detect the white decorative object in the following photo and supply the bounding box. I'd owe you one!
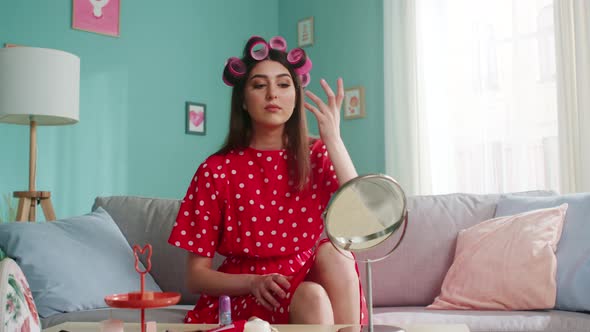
[244,318,272,332]
[90,0,111,18]
[99,319,124,332]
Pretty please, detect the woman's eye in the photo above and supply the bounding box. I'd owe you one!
[279,83,291,88]
[253,84,266,89]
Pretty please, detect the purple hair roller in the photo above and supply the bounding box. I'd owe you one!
[287,48,305,67]
[227,57,246,76]
[296,57,312,75]
[269,36,287,52]
[245,36,269,61]
[300,73,311,87]
[287,48,312,75]
[222,35,313,87]
[222,57,246,86]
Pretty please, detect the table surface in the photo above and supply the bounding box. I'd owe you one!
[43,322,470,332]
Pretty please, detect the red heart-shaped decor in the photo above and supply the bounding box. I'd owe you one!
[133,244,152,274]
[190,110,204,127]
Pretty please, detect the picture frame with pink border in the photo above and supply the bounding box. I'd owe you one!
[186,102,206,136]
[72,0,120,37]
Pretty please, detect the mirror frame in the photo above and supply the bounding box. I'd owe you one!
[323,174,409,262]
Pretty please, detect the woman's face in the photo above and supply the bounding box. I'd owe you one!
[243,60,296,131]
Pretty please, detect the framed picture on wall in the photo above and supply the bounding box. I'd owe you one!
[343,86,366,120]
[297,17,314,47]
[186,102,206,135]
[72,0,120,37]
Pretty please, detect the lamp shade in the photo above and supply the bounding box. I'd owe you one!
[0,47,80,125]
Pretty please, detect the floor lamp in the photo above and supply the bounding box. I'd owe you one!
[0,47,80,222]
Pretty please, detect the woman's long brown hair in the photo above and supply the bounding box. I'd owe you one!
[216,49,311,191]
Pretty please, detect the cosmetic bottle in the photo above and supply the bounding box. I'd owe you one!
[219,295,232,326]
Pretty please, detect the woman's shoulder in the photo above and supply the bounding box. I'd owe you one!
[201,154,224,167]
[199,149,248,170]
[196,153,231,174]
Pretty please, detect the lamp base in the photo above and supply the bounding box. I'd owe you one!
[338,325,405,332]
[13,191,56,222]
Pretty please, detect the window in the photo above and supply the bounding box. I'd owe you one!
[415,0,559,194]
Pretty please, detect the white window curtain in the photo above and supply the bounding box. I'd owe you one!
[554,0,590,193]
[384,0,428,196]
[385,0,564,195]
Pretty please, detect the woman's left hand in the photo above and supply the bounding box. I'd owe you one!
[304,78,344,144]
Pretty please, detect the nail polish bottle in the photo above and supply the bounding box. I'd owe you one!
[219,295,232,326]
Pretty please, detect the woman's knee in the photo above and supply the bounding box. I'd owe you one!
[289,281,334,324]
[291,281,331,307]
[313,243,357,281]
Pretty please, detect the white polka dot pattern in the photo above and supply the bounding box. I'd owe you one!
[180,239,369,325]
[168,140,352,323]
[168,140,339,259]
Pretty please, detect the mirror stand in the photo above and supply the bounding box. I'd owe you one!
[337,258,404,332]
[363,259,404,332]
[325,174,409,332]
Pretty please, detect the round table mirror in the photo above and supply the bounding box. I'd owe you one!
[323,174,409,332]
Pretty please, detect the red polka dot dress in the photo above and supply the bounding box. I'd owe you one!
[168,140,368,324]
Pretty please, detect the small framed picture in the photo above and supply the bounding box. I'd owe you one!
[297,17,314,47]
[72,0,120,37]
[186,102,206,135]
[344,86,366,120]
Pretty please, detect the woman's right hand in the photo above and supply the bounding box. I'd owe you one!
[249,273,291,311]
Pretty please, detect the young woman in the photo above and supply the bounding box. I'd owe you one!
[168,36,368,325]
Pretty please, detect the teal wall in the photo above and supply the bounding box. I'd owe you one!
[0,0,278,219]
[0,0,384,219]
[279,0,385,175]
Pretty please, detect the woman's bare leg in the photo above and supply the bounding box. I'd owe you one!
[289,281,334,324]
[307,242,361,324]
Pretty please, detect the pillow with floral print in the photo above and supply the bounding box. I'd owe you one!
[0,257,40,332]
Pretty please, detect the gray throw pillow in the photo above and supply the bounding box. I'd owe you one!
[0,207,161,318]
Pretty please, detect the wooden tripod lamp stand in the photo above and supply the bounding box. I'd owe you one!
[0,47,80,222]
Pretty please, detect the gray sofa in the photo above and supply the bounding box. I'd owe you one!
[40,192,590,332]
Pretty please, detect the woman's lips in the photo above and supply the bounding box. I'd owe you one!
[265,105,281,112]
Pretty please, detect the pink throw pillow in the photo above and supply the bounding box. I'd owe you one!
[428,204,567,310]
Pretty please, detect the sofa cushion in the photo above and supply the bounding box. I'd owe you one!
[0,208,161,318]
[429,204,566,310]
[354,193,500,306]
[494,193,590,312]
[354,191,556,307]
[92,196,226,305]
[373,307,590,332]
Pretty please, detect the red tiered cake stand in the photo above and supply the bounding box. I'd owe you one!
[105,244,181,332]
